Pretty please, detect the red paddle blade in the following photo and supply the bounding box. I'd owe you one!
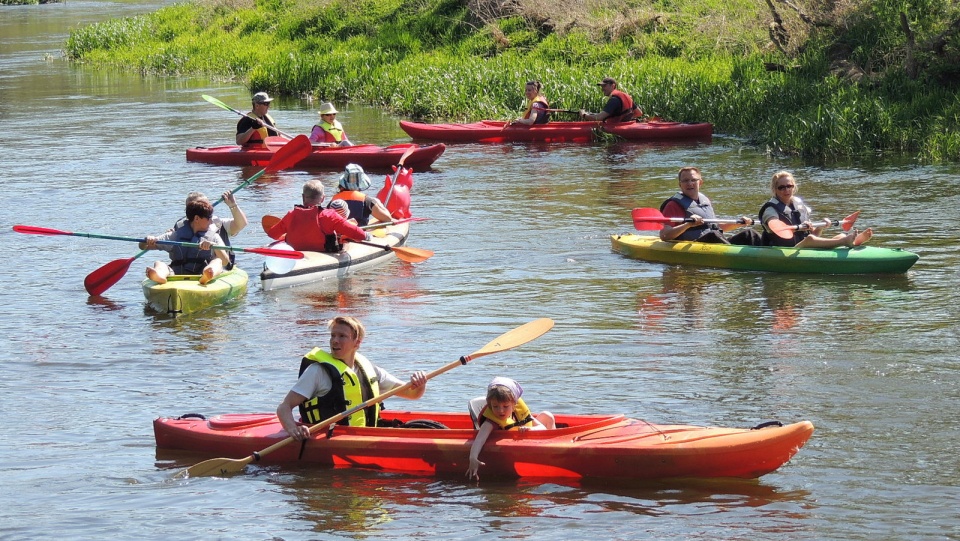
[840,211,860,232]
[84,257,136,296]
[767,219,795,240]
[13,224,72,236]
[243,246,304,259]
[265,135,312,171]
[631,208,667,231]
[261,215,282,235]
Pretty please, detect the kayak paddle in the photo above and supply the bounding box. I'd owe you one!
[175,317,555,478]
[631,207,753,231]
[261,215,433,263]
[81,135,311,296]
[767,211,860,240]
[201,94,297,140]
[13,225,305,259]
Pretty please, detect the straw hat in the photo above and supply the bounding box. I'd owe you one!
[318,102,338,115]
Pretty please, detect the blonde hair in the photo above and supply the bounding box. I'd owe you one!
[770,171,798,196]
[328,316,365,342]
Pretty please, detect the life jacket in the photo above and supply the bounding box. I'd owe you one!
[245,113,277,146]
[759,196,811,246]
[173,216,234,267]
[523,96,550,124]
[331,191,371,226]
[608,89,641,122]
[660,192,722,241]
[167,223,219,274]
[314,119,346,143]
[479,398,535,430]
[280,205,342,252]
[297,349,381,427]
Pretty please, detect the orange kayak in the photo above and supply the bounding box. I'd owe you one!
[154,410,813,480]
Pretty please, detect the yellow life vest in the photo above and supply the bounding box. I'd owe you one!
[480,397,534,430]
[522,96,549,121]
[298,348,380,427]
[318,119,345,142]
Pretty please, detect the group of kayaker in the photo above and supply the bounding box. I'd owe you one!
[504,77,642,126]
[273,315,551,481]
[235,91,353,148]
[139,190,248,285]
[659,167,872,248]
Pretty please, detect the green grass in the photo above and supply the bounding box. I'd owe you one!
[63,0,960,162]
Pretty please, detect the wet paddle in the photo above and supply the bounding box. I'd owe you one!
[201,94,297,140]
[631,207,752,231]
[81,135,311,295]
[260,215,433,263]
[13,226,305,259]
[175,317,555,478]
[383,144,418,207]
[767,211,860,240]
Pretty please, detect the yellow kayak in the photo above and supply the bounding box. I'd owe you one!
[141,267,248,315]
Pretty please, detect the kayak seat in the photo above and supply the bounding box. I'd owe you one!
[467,396,487,430]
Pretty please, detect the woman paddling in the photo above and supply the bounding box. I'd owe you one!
[759,171,872,248]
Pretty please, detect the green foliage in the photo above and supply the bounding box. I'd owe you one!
[62,0,960,161]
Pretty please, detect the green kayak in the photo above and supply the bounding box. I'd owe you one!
[611,234,919,274]
[141,267,248,315]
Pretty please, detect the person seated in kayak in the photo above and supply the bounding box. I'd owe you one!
[330,164,393,227]
[267,179,370,252]
[659,166,762,245]
[579,77,642,123]
[140,199,231,285]
[760,171,873,248]
[309,102,352,147]
[466,377,555,481]
[236,91,279,147]
[276,316,428,440]
[171,191,248,270]
[510,80,550,126]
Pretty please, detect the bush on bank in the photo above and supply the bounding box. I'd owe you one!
[64,0,960,162]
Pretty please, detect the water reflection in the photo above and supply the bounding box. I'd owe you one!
[268,469,812,537]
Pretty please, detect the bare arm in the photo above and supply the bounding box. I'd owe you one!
[466,421,495,480]
[276,390,310,441]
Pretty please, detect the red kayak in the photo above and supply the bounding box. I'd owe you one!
[186,137,446,170]
[155,410,812,480]
[399,119,713,143]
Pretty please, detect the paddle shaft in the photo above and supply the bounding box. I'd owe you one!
[15,226,302,258]
[178,318,555,477]
[383,145,418,207]
[202,94,297,140]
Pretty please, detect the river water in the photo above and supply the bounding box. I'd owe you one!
[2,2,959,540]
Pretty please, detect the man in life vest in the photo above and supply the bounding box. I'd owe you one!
[309,102,352,147]
[236,91,279,147]
[659,166,762,245]
[331,164,393,227]
[266,179,369,253]
[171,191,248,269]
[140,200,231,285]
[580,77,642,122]
[276,316,428,438]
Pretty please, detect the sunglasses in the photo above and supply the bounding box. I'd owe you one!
[777,184,796,191]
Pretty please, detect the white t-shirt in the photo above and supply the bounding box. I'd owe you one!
[290,356,405,402]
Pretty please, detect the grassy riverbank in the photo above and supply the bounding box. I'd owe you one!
[64,0,960,161]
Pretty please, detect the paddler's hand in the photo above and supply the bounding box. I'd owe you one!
[466,457,484,481]
[288,424,310,441]
[739,216,755,226]
[144,236,158,249]
[409,370,427,389]
[198,239,213,251]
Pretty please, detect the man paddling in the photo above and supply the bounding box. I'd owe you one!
[659,166,762,245]
[266,179,370,252]
[276,316,428,440]
[580,77,642,122]
[139,200,231,285]
[236,91,279,147]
